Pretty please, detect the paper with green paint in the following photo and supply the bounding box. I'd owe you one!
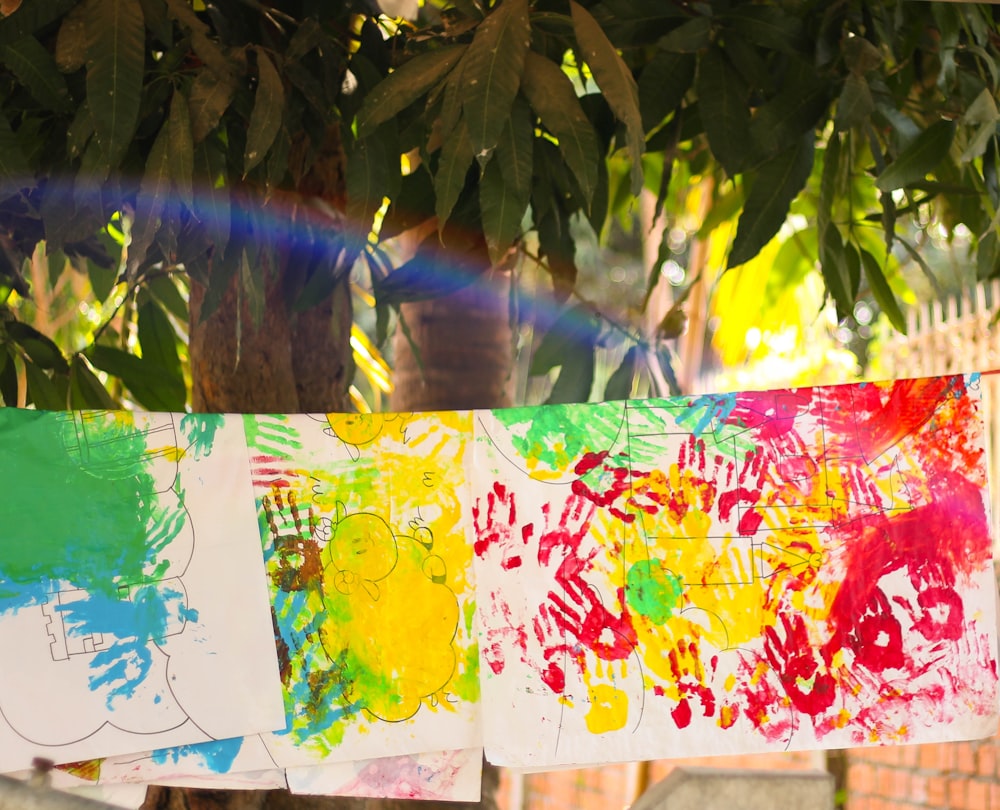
[0,410,284,772]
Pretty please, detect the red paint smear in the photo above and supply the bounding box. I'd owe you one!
[502,555,522,570]
[472,482,518,558]
[912,586,965,642]
[541,662,566,693]
[574,451,609,476]
[671,698,692,729]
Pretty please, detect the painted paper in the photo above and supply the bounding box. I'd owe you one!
[285,747,482,801]
[246,412,481,766]
[473,376,999,766]
[0,410,285,772]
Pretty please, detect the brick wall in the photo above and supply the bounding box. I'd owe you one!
[496,731,1000,810]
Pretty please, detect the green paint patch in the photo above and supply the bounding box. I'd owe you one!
[180,413,224,458]
[626,559,683,624]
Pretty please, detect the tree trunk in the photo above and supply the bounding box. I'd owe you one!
[390,271,514,412]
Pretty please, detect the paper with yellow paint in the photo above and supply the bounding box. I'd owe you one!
[245,412,481,766]
[472,377,999,766]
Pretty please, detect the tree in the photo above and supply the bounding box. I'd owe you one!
[0,1,999,808]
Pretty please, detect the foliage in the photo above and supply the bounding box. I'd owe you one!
[0,0,998,410]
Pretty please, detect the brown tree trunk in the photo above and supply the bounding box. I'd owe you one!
[390,270,514,412]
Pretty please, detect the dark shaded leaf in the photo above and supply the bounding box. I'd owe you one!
[357,45,466,138]
[604,344,638,400]
[859,247,906,333]
[85,0,144,168]
[189,66,238,143]
[875,120,956,191]
[480,149,525,264]
[192,141,231,263]
[546,344,595,404]
[521,50,600,206]
[656,16,711,54]
[346,125,400,244]
[7,321,68,371]
[0,351,17,405]
[24,361,65,409]
[748,61,830,161]
[696,45,750,176]
[164,0,232,77]
[168,91,194,210]
[461,0,530,162]
[728,133,814,267]
[530,304,597,374]
[435,120,473,228]
[129,121,172,274]
[0,0,76,50]
[843,34,882,75]
[245,48,284,175]
[138,298,183,381]
[834,72,873,131]
[4,35,72,112]
[638,50,694,131]
[571,0,643,192]
[0,111,29,197]
[817,131,840,238]
[819,221,852,320]
[722,5,806,54]
[65,101,93,159]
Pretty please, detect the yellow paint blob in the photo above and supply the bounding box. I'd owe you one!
[584,682,629,734]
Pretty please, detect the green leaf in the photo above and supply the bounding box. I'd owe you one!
[434,121,472,229]
[859,247,906,333]
[69,355,117,409]
[193,142,231,263]
[478,95,533,260]
[461,0,530,162]
[834,72,873,131]
[748,62,830,160]
[0,351,17,405]
[571,0,643,193]
[604,344,638,400]
[4,35,72,112]
[546,344,595,405]
[168,91,194,210]
[239,248,265,329]
[0,112,29,196]
[875,120,956,191]
[819,222,852,320]
[129,121,171,274]
[722,5,806,55]
[85,0,144,169]
[7,321,68,372]
[638,50,694,131]
[696,45,751,176]
[24,361,65,410]
[147,272,188,322]
[87,344,181,411]
[357,45,467,138]
[0,0,77,50]
[521,50,600,207]
[189,66,238,143]
[656,16,711,54]
[346,126,401,244]
[530,304,597,375]
[163,0,232,77]
[844,240,861,302]
[138,298,183,382]
[728,133,814,268]
[245,48,285,175]
[818,131,840,239]
[480,148,526,265]
[66,100,93,159]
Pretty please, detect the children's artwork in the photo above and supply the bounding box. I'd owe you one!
[246,412,481,766]
[473,376,999,766]
[285,747,483,801]
[0,410,285,772]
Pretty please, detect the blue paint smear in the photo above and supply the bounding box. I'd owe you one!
[678,392,738,436]
[151,737,244,773]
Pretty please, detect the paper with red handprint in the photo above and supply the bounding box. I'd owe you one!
[473,378,998,766]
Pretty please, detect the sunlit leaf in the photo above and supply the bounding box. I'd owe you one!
[4,34,72,111]
[859,247,906,333]
[571,0,643,192]
[875,120,956,191]
[87,344,180,411]
[24,361,65,409]
[138,298,183,382]
[244,48,284,175]
[729,133,814,268]
[461,0,530,163]
[346,125,400,244]
[357,45,466,138]
[85,0,144,168]
[521,51,600,207]
[69,355,118,409]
